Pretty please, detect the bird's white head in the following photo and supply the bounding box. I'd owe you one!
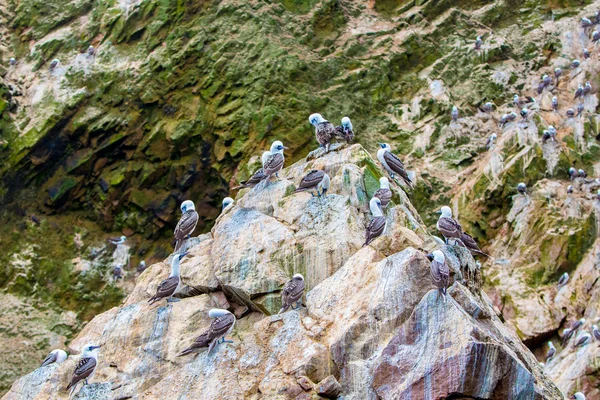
[552,96,557,101]
[580,318,586,324]
[140,261,146,266]
[573,392,586,400]
[369,197,383,216]
[547,341,555,348]
[490,133,497,140]
[308,113,325,127]
[51,58,60,65]
[513,94,519,101]
[222,197,234,210]
[293,273,304,280]
[476,36,481,40]
[181,200,195,212]
[578,169,585,174]
[341,116,352,129]
[379,177,390,189]
[52,349,68,363]
[378,143,391,151]
[593,325,599,331]
[208,308,231,318]
[440,206,452,218]
[431,250,445,263]
[452,106,457,112]
[120,235,126,242]
[517,182,526,191]
[270,140,287,154]
[82,344,101,358]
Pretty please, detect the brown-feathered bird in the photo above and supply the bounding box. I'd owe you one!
[174,200,198,252]
[427,250,450,300]
[373,177,393,208]
[436,206,462,243]
[233,168,266,190]
[279,274,305,313]
[377,143,412,187]
[177,309,236,356]
[334,116,354,144]
[294,170,330,196]
[309,113,336,152]
[66,344,100,396]
[457,232,489,257]
[261,141,287,180]
[148,252,187,305]
[364,197,386,246]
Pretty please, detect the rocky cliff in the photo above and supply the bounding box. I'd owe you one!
[3,145,564,399]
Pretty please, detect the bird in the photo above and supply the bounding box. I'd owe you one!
[87,45,95,56]
[583,48,591,59]
[575,331,591,347]
[592,325,600,340]
[554,67,562,84]
[584,81,592,96]
[9,57,16,66]
[574,85,584,100]
[309,113,336,152]
[108,235,126,245]
[436,206,462,243]
[49,59,59,70]
[174,200,198,252]
[548,125,557,137]
[474,36,482,50]
[279,274,305,313]
[30,215,41,225]
[569,167,577,180]
[41,349,68,367]
[545,342,556,362]
[137,260,147,273]
[363,197,386,247]
[552,96,558,112]
[222,197,234,211]
[373,177,392,207]
[485,133,497,149]
[66,344,101,397]
[582,17,593,27]
[562,328,575,346]
[480,102,493,113]
[513,95,534,108]
[262,141,287,180]
[426,250,450,300]
[451,106,459,121]
[517,182,527,195]
[334,116,354,144]
[572,392,586,400]
[567,185,574,195]
[233,168,267,190]
[148,252,187,305]
[566,108,575,118]
[520,108,529,121]
[576,103,584,118]
[457,232,489,257]
[542,130,552,144]
[294,170,330,197]
[177,309,236,356]
[572,318,585,331]
[557,272,569,287]
[571,59,581,68]
[542,74,552,87]
[113,265,123,281]
[499,112,517,128]
[377,143,412,186]
[593,31,600,43]
[578,169,587,178]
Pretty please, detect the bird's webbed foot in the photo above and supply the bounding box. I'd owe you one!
[167,297,181,303]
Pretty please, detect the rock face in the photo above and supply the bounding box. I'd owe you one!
[3,146,562,399]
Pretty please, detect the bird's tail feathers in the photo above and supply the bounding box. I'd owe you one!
[278,305,289,314]
[177,347,195,357]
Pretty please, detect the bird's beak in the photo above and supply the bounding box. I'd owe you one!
[283,146,289,150]
[179,251,189,260]
[378,143,385,148]
[434,210,442,215]
[91,345,102,350]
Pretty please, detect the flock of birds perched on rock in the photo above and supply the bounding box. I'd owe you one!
[15,9,600,400]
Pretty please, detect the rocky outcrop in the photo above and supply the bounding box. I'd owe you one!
[3,146,562,399]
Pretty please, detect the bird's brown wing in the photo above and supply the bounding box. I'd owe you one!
[296,170,324,192]
[316,122,335,146]
[383,151,411,185]
[66,357,96,389]
[364,216,386,246]
[174,210,199,241]
[243,168,266,186]
[41,352,57,367]
[263,153,284,176]
[373,188,392,207]
[208,314,235,340]
[282,278,305,308]
[430,260,449,290]
[149,276,180,303]
[459,232,480,251]
[438,217,462,238]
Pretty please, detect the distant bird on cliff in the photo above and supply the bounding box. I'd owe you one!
[137,260,147,273]
[474,36,482,50]
[177,309,236,356]
[41,349,68,367]
[548,125,557,137]
[517,182,527,195]
[567,185,574,195]
[49,59,60,70]
[557,272,569,287]
[499,112,517,128]
[554,67,562,84]
[364,197,386,247]
[571,59,581,68]
[174,200,198,252]
[222,197,234,211]
[574,85,584,100]
[148,252,187,305]
[592,325,600,341]
[569,167,577,180]
[552,96,558,112]
[480,102,493,113]
[576,103,584,118]
[572,318,585,331]
[233,167,267,190]
[309,113,336,153]
[578,169,587,178]
[377,143,412,186]
[593,31,600,43]
[108,235,126,245]
[575,331,591,347]
[262,141,287,180]
[582,17,593,27]
[374,177,392,208]
[542,74,552,87]
[279,274,305,313]
[451,106,459,121]
[457,232,489,258]
[427,250,449,300]
[9,57,16,66]
[87,46,95,56]
[513,95,534,108]
[30,215,41,225]
[542,130,552,144]
[436,206,462,243]
[520,108,529,122]
[334,117,354,144]
[294,170,330,197]
[562,328,575,346]
[584,81,592,96]
[583,48,591,59]
[572,392,586,400]
[566,108,575,118]
[485,133,497,149]
[113,265,123,281]
[66,344,100,396]
[545,342,556,362]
